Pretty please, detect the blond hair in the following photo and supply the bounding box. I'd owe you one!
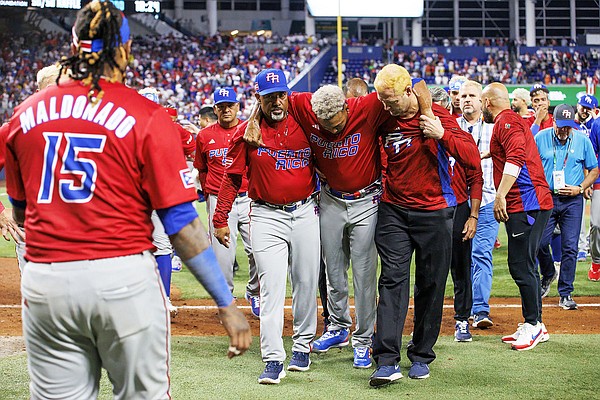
[460,80,482,94]
[374,64,411,95]
[511,88,531,105]
[36,64,61,90]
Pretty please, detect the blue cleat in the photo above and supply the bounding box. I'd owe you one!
[353,346,372,368]
[258,361,286,384]
[311,328,350,353]
[288,351,311,371]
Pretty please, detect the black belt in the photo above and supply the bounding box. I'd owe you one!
[254,193,318,212]
[327,180,381,200]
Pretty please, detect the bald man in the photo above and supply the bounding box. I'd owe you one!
[344,78,369,98]
[481,82,553,351]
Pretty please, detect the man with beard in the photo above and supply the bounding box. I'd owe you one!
[214,69,320,384]
[575,94,598,136]
[481,82,553,351]
[511,88,534,120]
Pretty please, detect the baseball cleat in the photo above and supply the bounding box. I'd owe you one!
[353,346,372,368]
[245,292,260,318]
[166,298,178,317]
[589,263,600,281]
[311,328,350,353]
[258,361,286,384]
[287,351,311,371]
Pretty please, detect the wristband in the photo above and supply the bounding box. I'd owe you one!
[468,215,478,220]
[185,248,234,308]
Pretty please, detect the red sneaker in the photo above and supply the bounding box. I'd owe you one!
[494,238,501,249]
[589,263,600,281]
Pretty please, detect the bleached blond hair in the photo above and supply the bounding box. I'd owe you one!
[374,64,411,96]
[36,64,61,90]
[511,88,531,105]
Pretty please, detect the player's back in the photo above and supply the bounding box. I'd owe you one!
[5,79,196,263]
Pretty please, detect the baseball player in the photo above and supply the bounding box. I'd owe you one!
[529,83,554,135]
[0,64,62,272]
[194,86,260,317]
[448,75,467,116]
[2,3,250,398]
[285,86,390,369]
[481,82,553,351]
[369,65,481,386]
[139,87,197,316]
[214,69,320,384]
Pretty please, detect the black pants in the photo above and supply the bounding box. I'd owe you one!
[451,201,473,321]
[505,209,551,325]
[373,202,454,366]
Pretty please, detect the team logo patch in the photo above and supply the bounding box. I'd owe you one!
[505,123,511,129]
[223,157,233,167]
[180,168,195,189]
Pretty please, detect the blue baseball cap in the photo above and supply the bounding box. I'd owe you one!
[578,94,598,109]
[213,87,238,104]
[553,104,579,129]
[255,69,289,96]
[530,83,549,95]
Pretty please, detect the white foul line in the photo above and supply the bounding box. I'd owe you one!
[1,304,600,310]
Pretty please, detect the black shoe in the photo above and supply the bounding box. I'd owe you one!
[540,270,558,298]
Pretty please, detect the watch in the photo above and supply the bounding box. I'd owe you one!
[579,185,584,194]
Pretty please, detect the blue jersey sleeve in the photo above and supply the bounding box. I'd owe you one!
[156,202,198,235]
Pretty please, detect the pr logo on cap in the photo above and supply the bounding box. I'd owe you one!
[266,72,280,83]
[219,88,230,97]
[562,109,572,119]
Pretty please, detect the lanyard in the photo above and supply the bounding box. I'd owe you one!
[465,117,483,150]
[552,134,572,171]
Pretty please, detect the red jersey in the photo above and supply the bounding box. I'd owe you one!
[452,160,484,205]
[5,79,197,262]
[194,122,249,195]
[213,117,316,228]
[379,103,482,210]
[490,109,553,213]
[288,92,392,192]
[526,113,554,130]
[177,123,196,157]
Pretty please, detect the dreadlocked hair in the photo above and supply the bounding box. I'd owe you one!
[59,0,126,104]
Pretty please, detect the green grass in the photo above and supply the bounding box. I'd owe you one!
[1,335,598,399]
[174,204,600,300]
[0,198,597,299]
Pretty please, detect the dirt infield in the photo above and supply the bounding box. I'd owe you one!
[2,259,599,339]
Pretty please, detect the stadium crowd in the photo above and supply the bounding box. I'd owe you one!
[338,48,599,86]
[0,31,320,123]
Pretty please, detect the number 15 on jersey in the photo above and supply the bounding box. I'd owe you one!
[38,132,107,204]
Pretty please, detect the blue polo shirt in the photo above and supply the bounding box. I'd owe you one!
[534,127,597,191]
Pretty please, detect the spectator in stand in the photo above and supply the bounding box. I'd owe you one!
[529,83,554,135]
[534,104,598,309]
[448,76,468,116]
[511,88,534,120]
